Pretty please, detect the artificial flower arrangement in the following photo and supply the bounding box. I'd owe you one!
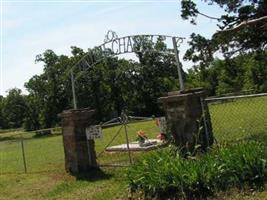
[157,132,167,141]
[136,130,148,146]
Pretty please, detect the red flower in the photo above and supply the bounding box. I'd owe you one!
[157,132,166,141]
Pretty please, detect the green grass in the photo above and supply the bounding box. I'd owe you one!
[209,96,267,142]
[0,120,160,173]
[0,135,65,173]
[95,120,160,166]
[0,120,159,200]
[0,96,266,199]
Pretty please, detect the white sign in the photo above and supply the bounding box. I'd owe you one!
[86,125,102,140]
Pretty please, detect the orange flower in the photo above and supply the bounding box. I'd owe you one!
[137,130,148,140]
[137,130,145,137]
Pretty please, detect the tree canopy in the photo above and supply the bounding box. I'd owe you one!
[181,0,267,65]
[12,37,178,130]
[180,0,267,95]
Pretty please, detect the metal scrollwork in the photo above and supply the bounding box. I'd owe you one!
[104,30,118,43]
[175,37,184,48]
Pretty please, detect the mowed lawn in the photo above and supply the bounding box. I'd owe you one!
[209,96,267,142]
[0,96,266,200]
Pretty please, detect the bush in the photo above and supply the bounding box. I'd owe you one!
[127,141,267,199]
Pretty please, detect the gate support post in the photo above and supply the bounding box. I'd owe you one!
[158,88,213,153]
[59,108,97,174]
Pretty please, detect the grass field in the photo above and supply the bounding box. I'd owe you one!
[209,96,267,142]
[0,96,266,199]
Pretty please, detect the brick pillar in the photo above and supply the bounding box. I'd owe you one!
[59,108,97,173]
[158,88,213,153]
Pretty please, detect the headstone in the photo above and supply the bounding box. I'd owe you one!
[158,88,213,153]
[59,108,97,174]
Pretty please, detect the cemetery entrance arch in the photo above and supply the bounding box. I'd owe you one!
[69,31,185,109]
[60,31,214,172]
[60,31,189,171]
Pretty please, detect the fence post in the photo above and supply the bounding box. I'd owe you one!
[20,134,27,173]
[123,118,132,165]
[119,111,133,165]
[200,97,210,147]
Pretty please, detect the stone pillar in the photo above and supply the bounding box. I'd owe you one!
[59,108,97,174]
[158,88,213,153]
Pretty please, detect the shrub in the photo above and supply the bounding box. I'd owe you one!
[127,141,267,199]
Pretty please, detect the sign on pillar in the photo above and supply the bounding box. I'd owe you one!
[86,125,102,140]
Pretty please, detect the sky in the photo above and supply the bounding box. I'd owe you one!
[1,0,225,96]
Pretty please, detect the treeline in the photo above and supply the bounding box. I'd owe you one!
[186,51,267,95]
[0,38,179,130]
[0,38,266,130]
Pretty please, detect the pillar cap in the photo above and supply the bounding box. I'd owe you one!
[58,108,95,118]
[158,88,206,103]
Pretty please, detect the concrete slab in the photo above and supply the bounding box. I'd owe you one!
[105,139,165,152]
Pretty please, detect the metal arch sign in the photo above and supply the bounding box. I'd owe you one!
[72,31,184,73]
[70,31,185,109]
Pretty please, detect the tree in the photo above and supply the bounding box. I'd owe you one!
[75,55,140,120]
[181,0,267,65]
[186,59,223,95]
[133,36,181,116]
[23,94,41,131]
[102,58,139,117]
[0,95,7,129]
[186,50,267,95]
[2,88,27,128]
[20,36,192,128]
[179,0,267,95]
[25,49,73,128]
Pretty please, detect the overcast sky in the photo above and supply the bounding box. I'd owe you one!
[1,0,224,96]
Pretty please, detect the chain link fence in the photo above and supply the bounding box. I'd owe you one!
[0,119,163,173]
[0,128,64,174]
[206,93,267,142]
[1,93,266,174]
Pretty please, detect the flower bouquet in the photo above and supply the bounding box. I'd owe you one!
[157,132,167,141]
[136,130,148,146]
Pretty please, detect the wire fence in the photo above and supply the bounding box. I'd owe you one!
[1,93,266,174]
[206,93,267,142]
[0,128,64,174]
[0,119,163,173]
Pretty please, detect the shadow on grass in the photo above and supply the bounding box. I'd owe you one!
[74,167,113,182]
[0,136,17,142]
